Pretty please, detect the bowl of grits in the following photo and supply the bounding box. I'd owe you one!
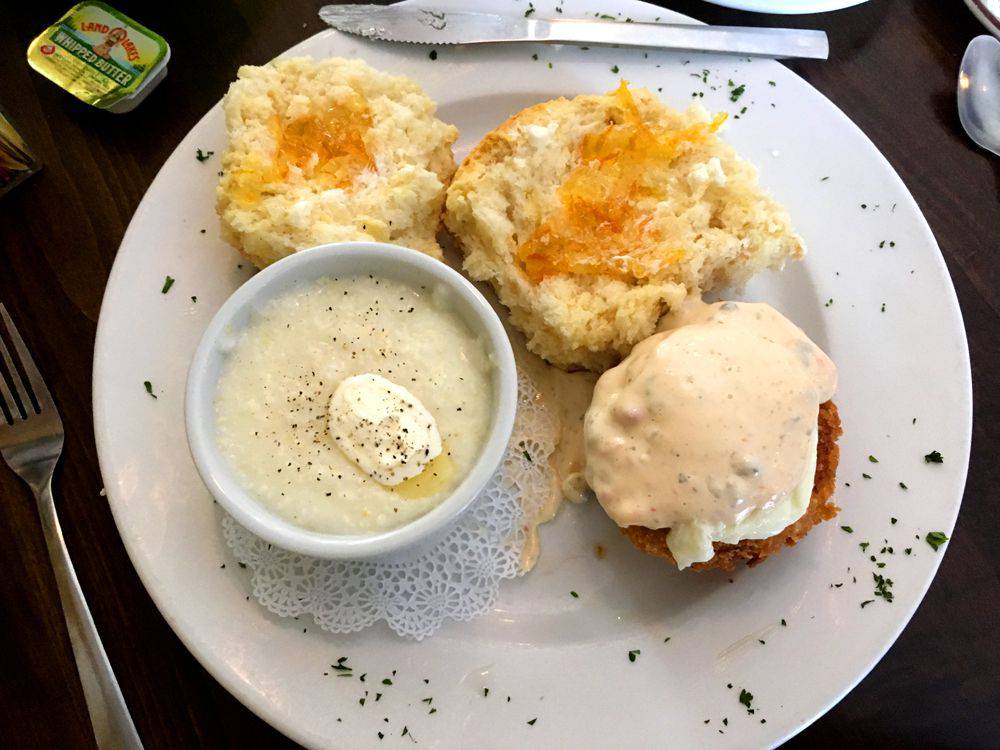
[186,242,517,559]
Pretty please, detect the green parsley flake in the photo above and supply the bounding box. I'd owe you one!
[924,450,943,463]
[738,689,754,713]
[570,590,579,598]
[161,275,175,294]
[143,381,157,399]
[628,649,640,662]
[868,455,879,463]
[925,531,949,551]
[611,65,620,74]
[729,83,746,102]
[527,718,537,726]
[195,149,214,162]
[428,50,438,60]
[841,526,853,533]
[873,573,894,602]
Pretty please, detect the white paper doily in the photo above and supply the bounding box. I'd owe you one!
[221,371,556,639]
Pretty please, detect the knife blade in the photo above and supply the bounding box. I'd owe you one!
[319,4,828,60]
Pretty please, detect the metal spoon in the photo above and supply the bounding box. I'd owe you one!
[957,35,1000,156]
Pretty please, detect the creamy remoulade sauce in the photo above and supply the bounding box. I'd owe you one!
[584,299,837,568]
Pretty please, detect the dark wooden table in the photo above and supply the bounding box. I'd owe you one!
[1,1,997,747]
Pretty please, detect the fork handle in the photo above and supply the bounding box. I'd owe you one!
[35,477,143,750]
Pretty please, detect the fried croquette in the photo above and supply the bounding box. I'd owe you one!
[622,400,842,571]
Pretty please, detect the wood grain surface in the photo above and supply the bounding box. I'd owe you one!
[1,1,997,747]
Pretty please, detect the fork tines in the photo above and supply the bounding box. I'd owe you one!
[0,303,51,424]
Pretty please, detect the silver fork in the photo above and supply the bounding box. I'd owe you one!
[0,304,142,750]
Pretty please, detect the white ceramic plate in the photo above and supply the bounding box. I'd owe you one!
[964,0,1000,36]
[93,1,971,747]
[697,0,867,14]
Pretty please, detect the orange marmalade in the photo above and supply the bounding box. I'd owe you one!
[516,82,726,283]
[230,92,374,205]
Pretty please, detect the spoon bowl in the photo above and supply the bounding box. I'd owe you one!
[958,34,1000,156]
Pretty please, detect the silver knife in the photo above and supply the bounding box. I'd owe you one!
[319,4,828,60]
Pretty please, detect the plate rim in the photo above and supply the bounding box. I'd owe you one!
[91,2,973,747]
[698,0,868,15]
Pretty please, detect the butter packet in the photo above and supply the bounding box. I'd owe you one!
[27,2,169,113]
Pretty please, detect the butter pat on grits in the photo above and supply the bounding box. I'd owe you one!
[214,275,494,535]
[328,373,442,486]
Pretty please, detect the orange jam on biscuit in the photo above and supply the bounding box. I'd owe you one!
[231,93,374,205]
[517,82,726,282]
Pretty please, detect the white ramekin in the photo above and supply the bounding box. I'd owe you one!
[185,242,517,559]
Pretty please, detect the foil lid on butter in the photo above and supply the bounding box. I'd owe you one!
[27,1,170,113]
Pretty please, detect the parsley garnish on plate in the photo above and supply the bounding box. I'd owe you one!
[527,718,537,726]
[161,275,175,294]
[868,455,879,463]
[924,450,944,463]
[611,64,620,74]
[628,649,640,662]
[738,689,754,713]
[570,590,579,598]
[428,50,438,60]
[873,573,894,602]
[143,381,157,399]
[925,531,949,551]
[841,526,853,533]
[195,148,214,162]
